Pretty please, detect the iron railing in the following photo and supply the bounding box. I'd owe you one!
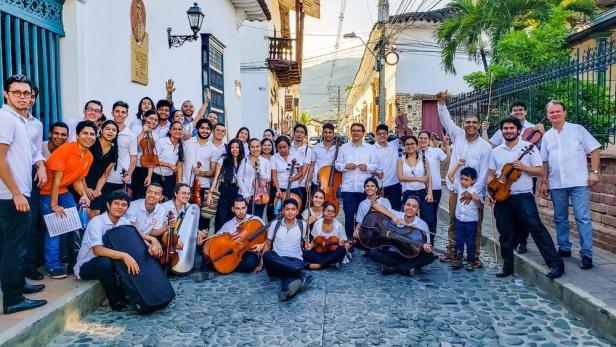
[447,40,616,147]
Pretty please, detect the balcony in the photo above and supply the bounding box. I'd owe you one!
[267,37,301,87]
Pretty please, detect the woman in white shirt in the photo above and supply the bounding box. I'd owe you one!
[146,121,184,200]
[235,127,250,155]
[397,135,433,226]
[301,189,325,231]
[304,201,349,270]
[261,138,277,221]
[239,138,271,218]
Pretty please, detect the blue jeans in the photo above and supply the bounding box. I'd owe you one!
[550,186,593,258]
[455,219,478,263]
[342,192,367,240]
[41,192,77,271]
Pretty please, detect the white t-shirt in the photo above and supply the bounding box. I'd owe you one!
[107,126,138,184]
[490,120,536,147]
[161,200,189,220]
[489,140,542,195]
[218,214,263,234]
[311,218,346,241]
[453,183,480,222]
[399,156,427,192]
[267,219,306,260]
[424,147,446,190]
[153,137,181,177]
[540,122,601,189]
[182,137,215,186]
[373,140,400,187]
[0,105,33,198]
[272,152,301,190]
[290,142,313,188]
[125,199,166,235]
[74,213,131,278]
[310,142,337,185]
[153,121,170,139]
[391,211,430,242]
[356,197,392,224]
[238,157,272,199]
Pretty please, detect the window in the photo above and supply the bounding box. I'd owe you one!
[201,34,225,124]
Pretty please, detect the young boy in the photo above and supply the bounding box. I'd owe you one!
[447,160,482,271]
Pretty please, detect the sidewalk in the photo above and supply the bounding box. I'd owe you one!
[0,274,104,347]
[439,189,616,344]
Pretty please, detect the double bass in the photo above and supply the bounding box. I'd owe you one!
[317,136,342,212]
[487,128,542,202]
[273,159,302,215]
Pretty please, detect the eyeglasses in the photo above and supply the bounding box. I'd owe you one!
[405,143,417,146]
[324,209,336,213]
[86,107,103,114]
[376,132,388,136]
[9,90,32,98]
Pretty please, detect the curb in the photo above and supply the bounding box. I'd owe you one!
[0,281,105,347]
[438,205,616,344]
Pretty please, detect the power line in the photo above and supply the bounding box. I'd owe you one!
[242,24,370,37]
[327,0,348,87]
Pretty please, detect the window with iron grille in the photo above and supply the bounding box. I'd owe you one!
[201,34,225,124]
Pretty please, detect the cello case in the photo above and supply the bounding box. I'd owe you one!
[103,225,175,314]
[170,204,200,275]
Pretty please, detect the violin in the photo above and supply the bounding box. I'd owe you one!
[317,136,342,213]
[140,131,160,168]
[159,211,181,270]
[203,217,279,274]
[359,211,448,258]
[273,159,302,215]
[121,169,128,193]
[253,160,269,205]
[313,236,340,253]
[191,162,202,205]
[487,128,542,202]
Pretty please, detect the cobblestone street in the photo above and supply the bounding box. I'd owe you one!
[47,210,612,347]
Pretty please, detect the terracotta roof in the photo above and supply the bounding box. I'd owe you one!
[389,7,456,24]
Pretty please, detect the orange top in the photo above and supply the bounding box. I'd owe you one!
[40,142,93,195]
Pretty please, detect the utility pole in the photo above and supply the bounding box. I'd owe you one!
[328,85,343,125]
[377,0,389,125]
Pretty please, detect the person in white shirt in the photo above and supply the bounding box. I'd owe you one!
[481,101,545,148]
[254,199,313,302]
[418,130,450,245]
[0,75,47,314]
[397,135,433,225]
[66,100,103,142]
[152,100,172,139]
[206,139,243,232]
[235,127,250,156]
[373,124,402,211]
[129,96,155,135]
[101,101,137,200]
[539,100,601,270]
[353,177,399,238]
[335,123,377,240]
[289,124,313,213]
[365,196,437,276]
[436,91,491,268]
[271,136,303,212]
[239,138,271,218]
[125,183,167,239]
[74,191,160,312]
[132,110,159,200]
[305,123,336,194]
[446,163,482,271]
[303,201,349,270]
[147,121,184,200]
[486,117,563,279]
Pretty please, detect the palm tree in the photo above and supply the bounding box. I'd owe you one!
[298,111,311,125]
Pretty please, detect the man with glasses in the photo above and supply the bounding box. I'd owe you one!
[373,124,402,211]
[0,75,48,314]
[67,100,104,142]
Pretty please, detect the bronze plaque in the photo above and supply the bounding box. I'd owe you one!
[131,0,148,85]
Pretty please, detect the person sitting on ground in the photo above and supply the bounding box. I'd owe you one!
[303,201,349,270]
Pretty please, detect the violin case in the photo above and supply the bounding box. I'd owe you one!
[103,225,175,314]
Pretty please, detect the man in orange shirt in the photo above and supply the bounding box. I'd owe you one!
[40,120,96,279]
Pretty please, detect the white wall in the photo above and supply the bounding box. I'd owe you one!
[61,0,248,135]
[394,24,481,95]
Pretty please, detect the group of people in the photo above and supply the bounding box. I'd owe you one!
[0,74,601,313]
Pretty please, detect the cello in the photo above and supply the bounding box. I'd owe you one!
[273,159,302,215]
[487,128,542,202]
[203,217,280,274]
[317,136,342,212]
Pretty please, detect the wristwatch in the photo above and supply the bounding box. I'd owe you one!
[590,169,599,174]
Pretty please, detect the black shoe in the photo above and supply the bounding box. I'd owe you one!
[191,271,216,282]
[110,302,127,311]
[516,244,528,254]
[3,298,47,314]
[557,248,572,257]
[580,256,593,270]
[495,269,514,278]
[23,283,45,294]
[381,265,397,275]
[25,268,44,281]
[546,266,564,279]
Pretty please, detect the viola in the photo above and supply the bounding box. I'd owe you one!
[359,211,447,258]
[273,159,302,215]
[253,160,269,205]
[313,235,340,253]
[203,217,278,274]
[487,129,542,202]
[317,137,342,213]
[139,131,160,168]
[159,211,180,270]
[191,161,202,205]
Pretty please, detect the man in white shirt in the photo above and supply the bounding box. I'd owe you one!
[539,100,601,270]
[373,124,402,211]
[290,124,313,212]
[306,123,337,193]
[0,75,48,314]
[66,100,103,142]
[487,117,563,279]
[125,183,167,239]
[436,91,492,267]
[256,199,312,301]
[335,123,377,240]
[102,101,137,198]
[153,100,172,139]
[482,101,544,148]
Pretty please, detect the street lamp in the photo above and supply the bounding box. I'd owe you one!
[167,3,205,48]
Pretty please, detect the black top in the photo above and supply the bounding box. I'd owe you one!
[86,139,118,188]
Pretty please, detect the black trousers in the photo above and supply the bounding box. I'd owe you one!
[263,251,304,291]
[383,183,402,212]
[214,184,239,232]
[368,249,437,274]
[130,166,149,200]
[80,256,124,306]
[303,247,346,267]
[151,173,176,201]
[494,193,563,272]
[26,166,43,271]
[0,198,30,306]
[425,189,442,245]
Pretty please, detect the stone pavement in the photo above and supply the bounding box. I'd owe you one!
[46,212,613,346]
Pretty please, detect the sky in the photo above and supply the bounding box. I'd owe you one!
[302,0,447,67]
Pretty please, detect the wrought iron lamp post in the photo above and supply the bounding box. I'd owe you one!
[167,3,205,48]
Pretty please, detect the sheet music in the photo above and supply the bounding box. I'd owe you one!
[44,207,83,237]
